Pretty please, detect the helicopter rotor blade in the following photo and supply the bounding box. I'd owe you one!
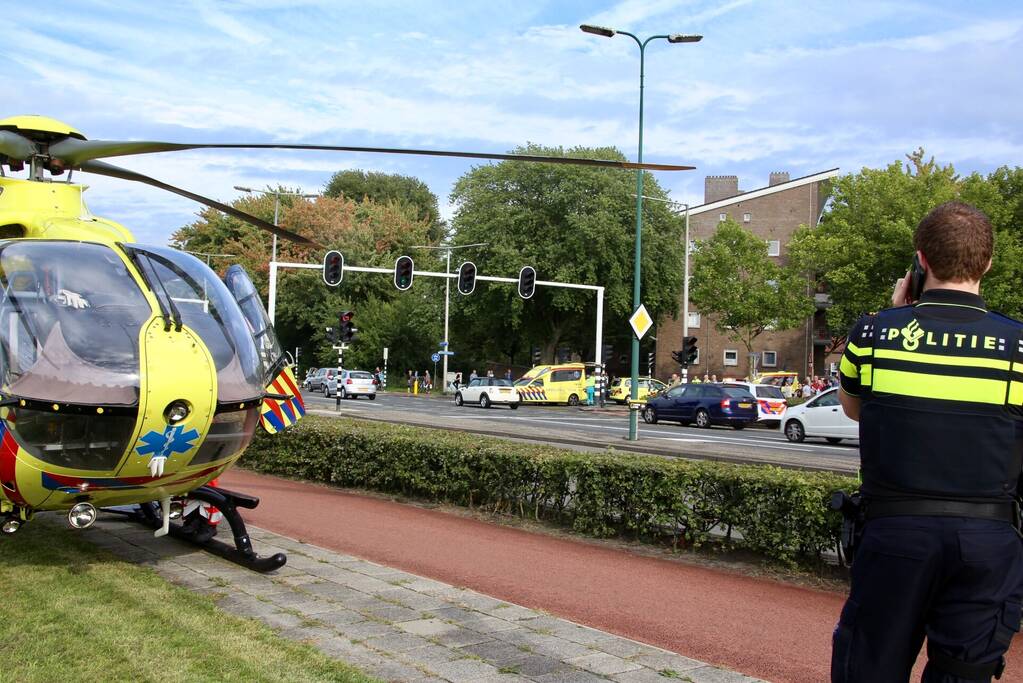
[51,138,694,172]
[78,160,321,248]
[0,131,37,160]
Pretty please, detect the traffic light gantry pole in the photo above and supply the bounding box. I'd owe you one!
[269,259,608,372]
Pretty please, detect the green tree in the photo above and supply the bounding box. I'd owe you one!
[690,220,814,355]
[324,170,445,242]
[448,144,684,365]
[788,150,1023,348]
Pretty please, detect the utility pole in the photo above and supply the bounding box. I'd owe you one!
[411,242,488,392]
[234,186,319,324]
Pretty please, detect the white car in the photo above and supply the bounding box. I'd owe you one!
[454,377,520,409]
[722,381,787,427]
[782,387,858,444]
[325,370,377,400]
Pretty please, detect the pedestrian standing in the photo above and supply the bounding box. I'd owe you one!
[504,368,512,381]
[832,202,1023,680]
[423,370,432,392]
[800,380,813,399]
[469,369,478,382]
[406,369,412,394]
[486,369,494,378]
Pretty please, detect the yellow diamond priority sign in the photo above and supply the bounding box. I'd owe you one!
[629,304,653,340]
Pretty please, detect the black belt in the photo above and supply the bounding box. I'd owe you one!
[865,498,1017,524]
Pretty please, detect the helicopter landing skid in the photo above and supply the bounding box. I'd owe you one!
[117,484,287,573]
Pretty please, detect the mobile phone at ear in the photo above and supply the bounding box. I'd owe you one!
[909,253,926,303]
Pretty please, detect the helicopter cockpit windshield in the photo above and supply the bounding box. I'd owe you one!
[0,240,151,406]
[223,264,285,382]
[127,246,265,404]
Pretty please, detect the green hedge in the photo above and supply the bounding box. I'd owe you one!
[243,417,857,567]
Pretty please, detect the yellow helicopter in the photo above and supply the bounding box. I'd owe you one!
[0,114,692,570]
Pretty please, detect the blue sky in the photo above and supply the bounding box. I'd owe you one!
[5,0,1022,244]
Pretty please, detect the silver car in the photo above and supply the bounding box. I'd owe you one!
[326,369,378,400]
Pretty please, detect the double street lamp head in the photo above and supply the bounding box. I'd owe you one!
[580,24,703,43]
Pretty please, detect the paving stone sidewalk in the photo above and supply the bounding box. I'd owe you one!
[81,516,764,683]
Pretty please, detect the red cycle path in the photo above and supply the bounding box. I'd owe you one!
[221,470,1022,682]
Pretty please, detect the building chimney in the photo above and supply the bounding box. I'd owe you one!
[769,171,790,186]
[704,175,739,203]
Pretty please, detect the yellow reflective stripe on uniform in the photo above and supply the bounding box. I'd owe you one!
[861,364,873,386]
[846,341,873,357]
[840,355,859,379]
[1013,362,1023,374]
[874,348,1011,371]
[873,368,1006,404]
[1010,381,1023,406]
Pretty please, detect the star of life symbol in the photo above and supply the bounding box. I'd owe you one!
[136,426,199,477]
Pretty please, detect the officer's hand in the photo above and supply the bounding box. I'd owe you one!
[892,270,912,307]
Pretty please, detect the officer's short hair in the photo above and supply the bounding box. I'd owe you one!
[914,201,993,283]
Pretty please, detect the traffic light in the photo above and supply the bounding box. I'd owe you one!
[531,347,541,364]
[322,250,344,286]
[457,261,477,295]
[671,336,699,367]
[518,265,536,300]
[338,311,356,343]
[394,255,414,291]
[684,336,698,365]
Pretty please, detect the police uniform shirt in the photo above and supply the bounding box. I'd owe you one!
[840,289,1023,501]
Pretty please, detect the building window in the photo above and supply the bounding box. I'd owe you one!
[719,212,727,222]
[687,312,701,328]
[767,240,781,257]
[724,349,738,366]
[762,350,777,367]
[743,212,751,223]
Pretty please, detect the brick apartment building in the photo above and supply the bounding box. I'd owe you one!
[654,168,839,382]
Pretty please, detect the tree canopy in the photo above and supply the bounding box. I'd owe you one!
[324,170,445,242]
[690,220,814,354]
[788,151,1023,346]
[447,144,685,365]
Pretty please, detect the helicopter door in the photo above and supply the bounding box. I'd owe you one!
[222,265,304,434]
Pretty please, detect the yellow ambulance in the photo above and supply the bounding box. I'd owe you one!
[514,363,592,406]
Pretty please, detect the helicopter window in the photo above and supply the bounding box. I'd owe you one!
[129,246,264,403]
[223,265,285,382]
[5,407,138,472]
[189,408,259,466]
[0,241,150,406]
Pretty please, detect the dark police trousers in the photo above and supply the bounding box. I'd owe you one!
[833,516,1023,682]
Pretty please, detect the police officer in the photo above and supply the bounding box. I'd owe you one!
[833,202,1023,682]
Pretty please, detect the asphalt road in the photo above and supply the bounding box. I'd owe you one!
[301,390,860,475]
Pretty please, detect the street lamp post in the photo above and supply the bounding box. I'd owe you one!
[581,24,701,441]
[411,242,488,392]
[234,186,319,323]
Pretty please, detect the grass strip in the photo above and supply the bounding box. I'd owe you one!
[0,520,379,683]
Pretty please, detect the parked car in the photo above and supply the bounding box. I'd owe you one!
[326,370,378,399]
[608,376,668,404]
[722,381,787,427]
[642,383,758,429]
[305,367,335,393]
[782,387,858,444]
[301,368,318,390]
[455,377,520,409]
